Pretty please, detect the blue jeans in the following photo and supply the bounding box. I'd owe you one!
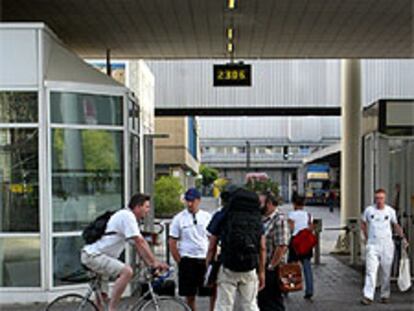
[301,258,314,296]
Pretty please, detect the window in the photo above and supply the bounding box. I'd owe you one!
[0,237,41,287]
[51,129,124,232]
[50,92,122,126]
[0,129,39,232]
[0,92,37,123]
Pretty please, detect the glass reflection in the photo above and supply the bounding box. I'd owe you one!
[0,237,41,287]
[52,129,124,231]
[0,92,37,123]
[0,129,39,232]
[50,92,122,126]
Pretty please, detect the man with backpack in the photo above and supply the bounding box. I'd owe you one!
[206,186,266,311]
[81,193,168,311]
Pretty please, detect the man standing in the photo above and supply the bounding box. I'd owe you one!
[206,187,266,311]
[81,193,168,311]
[169,188,212,311]
[258,192,289,311]
[361,188,409,305]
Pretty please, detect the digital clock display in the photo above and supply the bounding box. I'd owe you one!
[213,63,252,87]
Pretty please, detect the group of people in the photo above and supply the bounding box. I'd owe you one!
[167,186,313,311]
[80,186,409,311]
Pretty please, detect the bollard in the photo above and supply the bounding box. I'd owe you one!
[313,218,322,265]
[346,218,360,265]
[165,222,170,265]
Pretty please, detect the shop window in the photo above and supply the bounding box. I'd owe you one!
[0,237,40,287]
[50,92,123,126]
[0,129,39,232]
[51,129,124,232]
[0,92,37,123]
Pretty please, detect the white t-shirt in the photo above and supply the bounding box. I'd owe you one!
[288,210,312,236]
[83,208,142,258]
[362,204,397,243]
[169,208,212,259]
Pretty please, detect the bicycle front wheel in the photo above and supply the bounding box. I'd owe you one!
[46,293,98,311]
[135,297,191,311]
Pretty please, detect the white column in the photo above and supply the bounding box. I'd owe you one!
[340,59,362,225]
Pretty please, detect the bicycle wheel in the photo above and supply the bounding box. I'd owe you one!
[134,296,191,311]
[46,293,98,311]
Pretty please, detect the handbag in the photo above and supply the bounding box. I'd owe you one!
[397,249,412,292]
[278,262,303,293]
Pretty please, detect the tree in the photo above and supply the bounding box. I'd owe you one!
[154,176,184,218]
[199,164,219,187]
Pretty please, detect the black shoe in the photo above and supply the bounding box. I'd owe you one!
[304,294,313,302]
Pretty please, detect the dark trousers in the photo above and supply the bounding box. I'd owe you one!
[258,269,285,311]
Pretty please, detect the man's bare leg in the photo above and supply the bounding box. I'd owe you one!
[108,265,133,311]
[186,296,196,311]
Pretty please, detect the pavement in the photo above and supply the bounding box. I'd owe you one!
[2,200,414,311]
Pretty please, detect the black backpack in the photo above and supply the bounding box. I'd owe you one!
[221,188,262,272]
[82,210,117,244]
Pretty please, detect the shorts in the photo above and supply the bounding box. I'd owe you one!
[178,257,212,297]
[81,251,125,280]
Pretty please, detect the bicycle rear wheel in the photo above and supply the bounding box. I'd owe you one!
[46,293,98,311]
[134,296,191,311]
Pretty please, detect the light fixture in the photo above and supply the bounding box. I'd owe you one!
[227,42,234,53]
[227,27,234,40]
[228,0,236,10]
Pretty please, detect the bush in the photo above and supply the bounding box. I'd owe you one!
[154,176,184,218]
[200,164,219,187]
[245,179,280,197]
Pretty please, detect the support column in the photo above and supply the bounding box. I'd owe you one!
[335,59,362,254]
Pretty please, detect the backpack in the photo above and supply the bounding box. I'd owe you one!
[82,210,117,244]
[220,188,262,272]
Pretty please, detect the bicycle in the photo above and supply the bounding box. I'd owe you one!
[46,266,191,311]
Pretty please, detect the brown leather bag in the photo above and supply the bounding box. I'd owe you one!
[278,262,303,293]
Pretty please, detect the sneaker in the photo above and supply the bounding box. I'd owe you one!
[380,297,390,304]
[304,294,314,302]
[361,297,373,305]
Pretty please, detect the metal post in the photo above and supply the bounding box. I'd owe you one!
[246,140,251,172]
[346,218,360,265]
[165,222,170,265]
[313,218,322,265]
[106,48,111,76]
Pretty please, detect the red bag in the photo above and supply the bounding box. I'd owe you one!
[292,228,317,256]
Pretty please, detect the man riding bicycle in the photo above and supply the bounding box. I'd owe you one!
[81,193,168,311]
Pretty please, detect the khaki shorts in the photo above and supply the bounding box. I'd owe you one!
[81,251,125,280]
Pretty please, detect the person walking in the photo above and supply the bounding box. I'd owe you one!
[206,186,266,311]
[168,188,212,311]
[81,193,168,311]
[258,192,289,311]
[360,188,409,305]
[288,195,315,301]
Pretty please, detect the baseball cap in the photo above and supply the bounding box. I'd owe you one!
[184,188,201,201]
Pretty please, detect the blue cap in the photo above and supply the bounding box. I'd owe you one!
[185,188,201,201]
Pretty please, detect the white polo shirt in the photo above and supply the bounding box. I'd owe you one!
[169,208,212,259]
[362,204,397,244]
[83,208,142,258]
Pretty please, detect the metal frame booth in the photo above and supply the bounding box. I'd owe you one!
[0,23,142,303]
[362,99,414,271]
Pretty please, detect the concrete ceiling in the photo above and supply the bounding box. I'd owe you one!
[1,0,413,59]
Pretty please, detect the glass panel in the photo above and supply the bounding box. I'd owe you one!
[0,237,41,287]
[53,236,126,286]
[130,134,140,194]
[0,129,39,232]
[50,92,123,125]
[0,92,37,123]
[53,236,86,286]
[52,129,124,231]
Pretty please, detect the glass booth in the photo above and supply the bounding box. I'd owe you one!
[0,24,142,303]
[362,100,414,273]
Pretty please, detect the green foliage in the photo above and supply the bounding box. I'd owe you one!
[199,164,219,187]
[245,179,280,197]
[154,176,184,218]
